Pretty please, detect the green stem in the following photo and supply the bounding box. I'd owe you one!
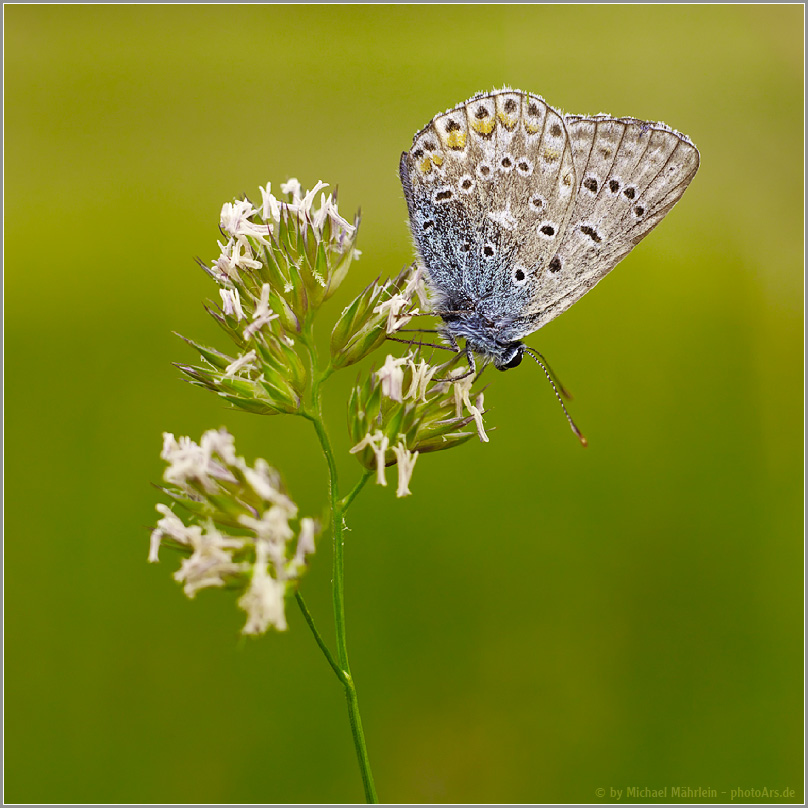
[295,592,345,683]
[299,334,377,803]
[308,411,378,803]
[340,469,373,512]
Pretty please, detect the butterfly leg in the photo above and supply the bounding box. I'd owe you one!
[429,343,479,383]
[465,346,477,378]
[386,336,453,352]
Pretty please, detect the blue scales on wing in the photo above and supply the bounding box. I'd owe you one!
[399,89,579,341]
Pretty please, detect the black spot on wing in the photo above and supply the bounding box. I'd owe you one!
[580,225,602,244]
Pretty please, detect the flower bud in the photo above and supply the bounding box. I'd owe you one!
[330,264,421,369]
[176,324,303,416]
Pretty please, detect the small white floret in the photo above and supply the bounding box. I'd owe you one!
[453,376,489,442]
[391,439,419,498]
[219,288,244,321]
[239,540,288,634]
[349,430,390,486]
[223,350,257,378]
[378,354,408,402]
[405,358,438,402]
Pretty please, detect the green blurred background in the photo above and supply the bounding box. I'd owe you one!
[5,5,803,804]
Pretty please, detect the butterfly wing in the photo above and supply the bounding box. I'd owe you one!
[400,90,578,318]
[513,115,700,335]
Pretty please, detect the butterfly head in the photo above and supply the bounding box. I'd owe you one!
[438,309,524,371]
[494,342,524,371]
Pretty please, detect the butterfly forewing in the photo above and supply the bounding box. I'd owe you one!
[400,90,578,313]
[519,115,699,332]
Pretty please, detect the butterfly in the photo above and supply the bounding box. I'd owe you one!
[399,88,699,373]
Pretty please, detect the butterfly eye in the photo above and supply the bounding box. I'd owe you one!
[498,346,523,370]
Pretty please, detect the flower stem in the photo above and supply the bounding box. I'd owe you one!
[301,342,377,803]
[307,410,378,803]
[340,469,373,512]
[295,592,345,683]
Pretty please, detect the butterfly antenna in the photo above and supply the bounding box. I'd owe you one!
[523,347,587,447]
[525,347,573,399]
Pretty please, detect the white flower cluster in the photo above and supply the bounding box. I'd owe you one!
[211,179,357,284]
[375,354,487,442]
[150,429,318,634]
[349,354,488,497]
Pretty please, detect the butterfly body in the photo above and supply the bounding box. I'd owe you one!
[399,89,699,369]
